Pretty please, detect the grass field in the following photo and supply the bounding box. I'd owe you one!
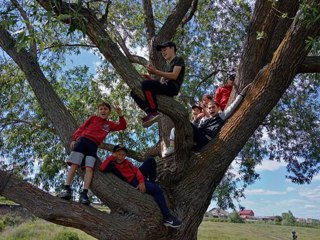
[198,221,320,240]
[1,218,320,240]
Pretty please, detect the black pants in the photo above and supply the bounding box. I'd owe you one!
[191,124,210,150]
[131,158,171,218]
[131,80,178,114]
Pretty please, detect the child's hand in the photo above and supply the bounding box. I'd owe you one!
[141,73,152,80]
[137,183,146,193]
[146,64,157,75]
[70,141,76,150]
[113,105,123,116]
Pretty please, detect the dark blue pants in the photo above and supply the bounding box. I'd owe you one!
[131,158,170,218]
[191,124,210,150]
[130,80,178,114]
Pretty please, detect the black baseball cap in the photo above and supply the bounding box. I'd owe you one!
[156,41,177,51]
[228,74,235,81]
[192,105,202,111]
[113,144,128,153]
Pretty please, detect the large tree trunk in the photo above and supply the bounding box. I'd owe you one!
[1,0,320,239]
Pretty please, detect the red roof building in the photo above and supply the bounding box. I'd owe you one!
[239,209,255,219]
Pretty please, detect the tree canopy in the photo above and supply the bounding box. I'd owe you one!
[0,0,320,239]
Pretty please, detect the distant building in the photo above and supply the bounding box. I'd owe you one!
[207,208,229,218]
[239,209,254,219]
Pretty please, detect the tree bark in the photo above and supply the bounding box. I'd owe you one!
[1,0,320,239]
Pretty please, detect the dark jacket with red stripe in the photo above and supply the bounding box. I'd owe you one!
[72,116,126,145]
[99,156,145,184]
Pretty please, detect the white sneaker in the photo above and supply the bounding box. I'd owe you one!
[163,146,174,157]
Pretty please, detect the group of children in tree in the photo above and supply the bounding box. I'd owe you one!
[59,41,250,229]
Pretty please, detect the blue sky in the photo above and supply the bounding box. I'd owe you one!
[69,50,320,220]
[236,160,319,219]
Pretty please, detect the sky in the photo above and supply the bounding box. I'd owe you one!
[221,160,320,219]
[68,50,320,220]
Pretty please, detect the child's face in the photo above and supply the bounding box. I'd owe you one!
[160,46,175,61]
[207,102,219,116]
[202,97,211,107]
[192,108,201,116]
[114,150,127,163]
[98,105,111,119]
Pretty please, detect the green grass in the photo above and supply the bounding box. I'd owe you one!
[198,221,320,240]
[0,219,95,240]
[1,218,320,240]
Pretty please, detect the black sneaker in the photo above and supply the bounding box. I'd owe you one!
[164,215,182,228]
[60,189,72,200]
[79,192,90,205]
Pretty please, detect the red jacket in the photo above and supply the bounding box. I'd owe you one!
[214,85,233,110]
[100,156,145,183]
[72,116,126,145]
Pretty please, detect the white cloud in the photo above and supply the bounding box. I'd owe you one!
[299,185,320,200]
[255,160,287,172]
[304,204,317,208]
[286,187,295,192]
[313,174,320,181]
[245,189,286,196]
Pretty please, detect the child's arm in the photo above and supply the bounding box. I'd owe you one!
[109,107,127,131]
[99,155,116,172]
[220,83,252,120]
[147,64,182,81]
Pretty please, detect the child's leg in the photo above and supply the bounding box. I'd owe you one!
[83,167,94,189]
[144,181,171,219]
[141,80,177,113]
[191,123,209,149]
[130,91,150,113]
[65,164,78,185]
[139,158,157,182]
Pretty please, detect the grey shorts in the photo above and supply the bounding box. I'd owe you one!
[67,151,96,168]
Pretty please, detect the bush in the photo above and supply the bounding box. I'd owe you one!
[55,231,80,240]
[228,211,244,223]
[0,219,5,232]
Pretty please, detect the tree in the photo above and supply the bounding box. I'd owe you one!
[282,210,296,225]
[228,210,244,224]
[0,0,320,239]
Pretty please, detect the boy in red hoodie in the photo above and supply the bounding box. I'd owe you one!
[60,103,126,204]
[214,74,235,111]
[100,145,182,228]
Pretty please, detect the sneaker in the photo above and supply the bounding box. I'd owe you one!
[163,146,174,157]
[79,192,90,205]
[60,189,72,200]
[142,113,160,128]
[164,215,182,228]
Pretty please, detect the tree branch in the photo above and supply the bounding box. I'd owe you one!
[181,0,198,26]
[0,24,77,151]
[142,0,156,44]
[237,0,298,88]
[156,0,194,42]
[0,118,53,133]
[298,56,320,73]
[11,0,37,59]
[99,0,112,24]
[0,169,158,240]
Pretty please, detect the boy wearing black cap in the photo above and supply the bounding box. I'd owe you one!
[130,41,185,128]
[100,144,182,228]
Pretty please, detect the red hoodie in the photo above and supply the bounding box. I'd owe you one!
[214,85,233,111]
[100,156,145,183]
[72,116,126,145]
